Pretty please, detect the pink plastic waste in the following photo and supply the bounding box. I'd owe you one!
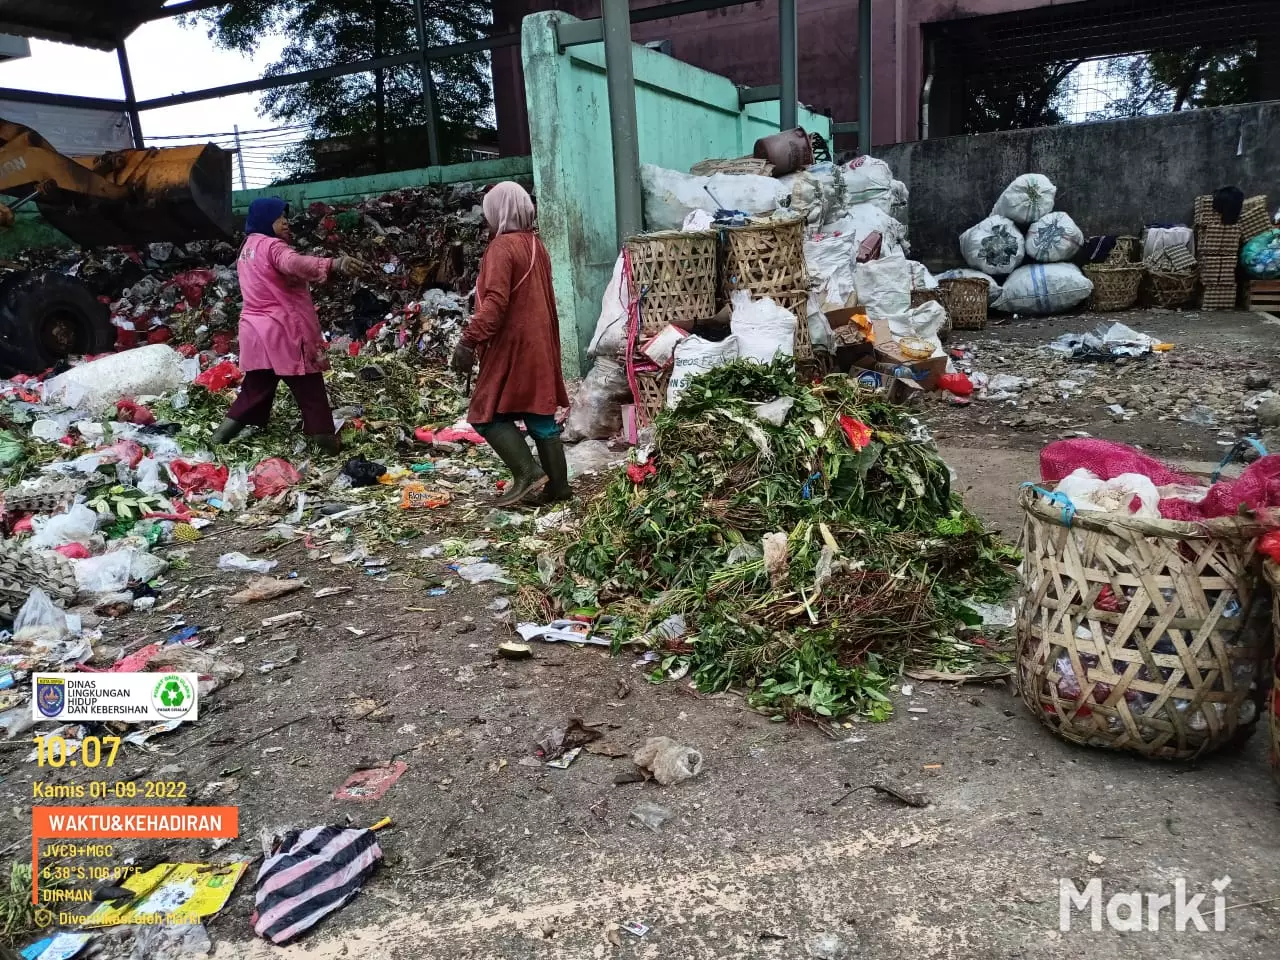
[249,457,301,498]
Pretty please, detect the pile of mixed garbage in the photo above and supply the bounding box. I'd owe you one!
[14,181,490,356]
[0,185,508,746]
[520,360,1018,721]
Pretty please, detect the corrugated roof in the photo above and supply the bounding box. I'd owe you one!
[0,0,171,50]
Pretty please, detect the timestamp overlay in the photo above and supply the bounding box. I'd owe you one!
[26,675,238,924]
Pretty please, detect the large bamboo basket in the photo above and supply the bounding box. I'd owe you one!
[1143,267,1198,309]
[937,277,988,330]
[1017,486,1270,760]
[1265,561,1280,785]
[624,231,718,338]
[720,217,812,360]
[1083,263,1145,312]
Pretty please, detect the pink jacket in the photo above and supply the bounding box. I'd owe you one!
[236,234,334,376]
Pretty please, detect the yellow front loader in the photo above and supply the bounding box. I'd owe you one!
[0,119,234,373]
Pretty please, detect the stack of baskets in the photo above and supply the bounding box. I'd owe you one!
[1195,194,1244,309]
[937,276,988,331]
[623,229,718,423]
[721,218,812,360]
[1017,486,1271,760]
[621,216,811,423]
[1083,240,1144,311]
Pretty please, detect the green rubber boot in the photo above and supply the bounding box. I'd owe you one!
[484,421,547,507]
[210,417,245,445]
[534,436,572,503]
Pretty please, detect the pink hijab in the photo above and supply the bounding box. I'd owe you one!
[482,182,535,235]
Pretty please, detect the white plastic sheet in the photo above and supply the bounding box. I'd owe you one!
[855,254,913,319]
[729,292,797,363]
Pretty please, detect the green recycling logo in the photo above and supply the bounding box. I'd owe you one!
[152,674,195,719]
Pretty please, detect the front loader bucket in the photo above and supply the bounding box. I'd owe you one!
[37,144,234,248]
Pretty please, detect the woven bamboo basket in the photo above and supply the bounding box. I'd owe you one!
[937,277,988,330]
[633,369,670,425]
[722,218,808,301]
[1017,486,1271,760]
[1105,236,1140,264]
[1265,562,1280,785]
[1143,268,1199,309]
[1083,263,1144,311]
[625,231,718,338]
[690,157,774,177]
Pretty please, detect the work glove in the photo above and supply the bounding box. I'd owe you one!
[450,342,476,375]
[332,255,369,277]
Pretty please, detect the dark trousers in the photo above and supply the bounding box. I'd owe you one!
[227,369,335,436]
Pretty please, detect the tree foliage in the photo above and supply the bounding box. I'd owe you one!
[1088,44,1258,121]
[191,0,494,178]
[962,61,1082,134]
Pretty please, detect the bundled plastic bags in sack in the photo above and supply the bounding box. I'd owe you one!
[44,344,185,413]
[667,335,739,407]
[854,254,912,319]
[825,205,907,256]
[937,268,1002,306]
[586,254,631,360]
[563,357,632,442]
[996,264,1092,315]
[1055,468,1161,517]
[30,503,98,549]
[640,164,781,231]
[991,174,1057,225]
[1242,227,1280,279]
[843,156,900,214]
[1025,212,1084,263]
[729,292,797,363]
[960,216,1024,276]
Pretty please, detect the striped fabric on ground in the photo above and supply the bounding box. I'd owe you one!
[252,825,383,944]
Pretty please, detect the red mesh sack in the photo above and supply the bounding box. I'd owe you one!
[1039,439,1197,487]
[249,458,301,499]
[170,459,228,495]
[194,360,243,392]
[1160,456,1280,521]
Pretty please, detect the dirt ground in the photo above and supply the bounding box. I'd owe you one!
[4,308,1280,959]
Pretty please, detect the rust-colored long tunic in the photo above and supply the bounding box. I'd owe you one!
[461,231,569,425]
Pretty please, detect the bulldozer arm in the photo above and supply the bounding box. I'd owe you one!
[0,120,233,247]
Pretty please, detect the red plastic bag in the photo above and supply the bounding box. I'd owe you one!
[54,542,92,560]
[211,331,235,356]
[838,415,872,451]
[1259,530,1280,564]
[171,269,216,306]
[170,459,229,495]
[115,397,156,426]
[415,425,486,446]
[194,360,243,392]
[249,457,301,499]
[146,326,173,345]
[939,372,974,397]
[626,461,657,484]
[95,439,145,468]
[176,343,198,359]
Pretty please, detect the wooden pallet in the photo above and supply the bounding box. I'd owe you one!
[1247,280,1280,314]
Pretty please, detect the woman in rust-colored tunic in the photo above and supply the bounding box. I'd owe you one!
[451,182,570,506]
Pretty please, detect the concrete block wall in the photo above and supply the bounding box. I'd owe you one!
[876,101,1280,271]
[522,10,832,375]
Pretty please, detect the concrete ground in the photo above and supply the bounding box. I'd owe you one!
[4,309,1279,959]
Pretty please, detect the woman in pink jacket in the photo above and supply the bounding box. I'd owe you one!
[211,197,364,452]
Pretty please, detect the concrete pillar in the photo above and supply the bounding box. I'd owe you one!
[601,0,643,242]
[779,0,797,131]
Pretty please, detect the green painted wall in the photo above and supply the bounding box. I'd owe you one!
[0,155,534,259]
[522,11,832,375]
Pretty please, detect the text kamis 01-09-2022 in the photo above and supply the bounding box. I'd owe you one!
[33,780,188,800]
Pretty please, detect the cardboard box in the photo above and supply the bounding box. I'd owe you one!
[867,318,946,391]
[851,365,922,405]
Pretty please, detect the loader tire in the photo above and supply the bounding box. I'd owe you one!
[0,270,113,374]
[0,539,79,621]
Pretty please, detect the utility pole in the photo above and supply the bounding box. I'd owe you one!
[233,125,248,190]
[601,0,643,243]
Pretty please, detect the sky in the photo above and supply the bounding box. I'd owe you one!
[0,17,290,187]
